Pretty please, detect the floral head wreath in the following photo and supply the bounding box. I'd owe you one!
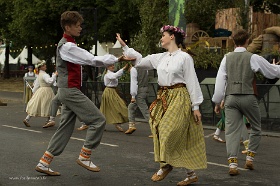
[37,60,46,68]
[160,25,186,39]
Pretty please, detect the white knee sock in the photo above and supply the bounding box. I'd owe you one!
[49,116,55,121]
[25,115,31,121]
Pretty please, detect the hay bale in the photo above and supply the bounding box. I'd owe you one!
[247,35,263,53]
[264,26,280,37]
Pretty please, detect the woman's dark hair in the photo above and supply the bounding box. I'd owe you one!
[165,30,186,49]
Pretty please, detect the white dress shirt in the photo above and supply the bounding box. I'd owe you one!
[32,71,57,93]
[123,45,203,110]
[104,69,124,87]
[130,67,138,98]
[24,72,35,77]
[59,42,118,67]
[212,47,280,104]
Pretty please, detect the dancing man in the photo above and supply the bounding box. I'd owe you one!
[212,29,280,176]
[35,11,130,176]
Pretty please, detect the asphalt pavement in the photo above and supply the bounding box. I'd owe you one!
[0,91,280,186]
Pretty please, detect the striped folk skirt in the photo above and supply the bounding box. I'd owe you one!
[26,87,54,117]
[100,87,128,124]
[149,87,207,169]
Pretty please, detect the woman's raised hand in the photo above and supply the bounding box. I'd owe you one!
[116,33,126,47]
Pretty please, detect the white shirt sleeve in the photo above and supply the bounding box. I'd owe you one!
[106,69,124,80]
[250,54,280,79]
[183,55,203,110]
[130,67,138,98]
[60,42,118,67]
[122,45,162,70]
[42,73,57,85]
[32,78,39,93]
[212,56,227,104]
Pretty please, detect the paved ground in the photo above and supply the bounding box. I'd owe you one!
[0,91,280,186]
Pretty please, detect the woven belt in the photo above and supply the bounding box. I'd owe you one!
[149,83,186,133]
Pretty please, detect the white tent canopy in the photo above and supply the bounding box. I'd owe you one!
[0,48,15,65]
[12,46,41,64]
[112,40,121,48]
[90,41,108,56]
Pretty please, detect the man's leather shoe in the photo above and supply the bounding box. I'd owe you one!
[229,168,239,176]
[35,165,60,176]
[77,125,88,131]
[244,160,254,170]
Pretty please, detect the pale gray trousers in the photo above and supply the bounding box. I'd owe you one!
[47,88,106,156]
[50,94,60,117]
[225,95,261,158]
[128,87,149,123]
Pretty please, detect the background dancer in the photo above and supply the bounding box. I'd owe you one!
[212,29,280,176]
[23,61,57,127]
[100,63,129,132]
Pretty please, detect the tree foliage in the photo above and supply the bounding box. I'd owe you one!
[0,0,141,59]
[185,0,280,37]
[185,0,235,36]
[131,0,169,56]
[95,0,141,44]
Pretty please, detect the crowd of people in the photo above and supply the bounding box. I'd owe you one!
[20,10,280,186]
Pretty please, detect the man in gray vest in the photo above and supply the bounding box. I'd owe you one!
[212,29,280,176]
[35,11,132,176]
[125,66,150,134]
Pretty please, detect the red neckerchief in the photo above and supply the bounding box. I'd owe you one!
[63,33,76,44]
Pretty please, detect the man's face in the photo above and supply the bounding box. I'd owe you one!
[65,22,82,37]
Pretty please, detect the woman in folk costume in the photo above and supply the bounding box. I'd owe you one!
[100,63,129,132]
[23,65,36,104]
[23,60,58,127]
[116,25,207,186]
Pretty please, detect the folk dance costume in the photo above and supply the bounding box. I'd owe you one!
[36,33,119,176]
[125,67,150,134]
[23,63,57,127]
[40,71,60,128]
[214,107,250,144]
[100,67,129,132]
[23,67,36,104]
[123,45,207,183]
[212,46,280,175]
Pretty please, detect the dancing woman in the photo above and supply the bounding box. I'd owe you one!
[116,25,207,185]
[100,63,129,132]
[23,61,57,127]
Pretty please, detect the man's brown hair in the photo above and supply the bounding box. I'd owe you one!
[60,11,84,31]
[233,29,249,46]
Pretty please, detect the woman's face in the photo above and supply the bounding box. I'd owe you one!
[40,64,47,71]
[65,22,82,37]
[160,31,173,49]
[107,64,115,71]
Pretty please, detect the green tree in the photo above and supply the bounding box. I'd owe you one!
[131,0,169,56]
[95,0,141,44]
[185,0,235,36]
